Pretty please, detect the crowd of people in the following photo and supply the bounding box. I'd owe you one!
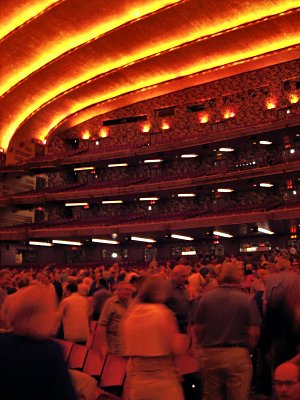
[0,247,299,400]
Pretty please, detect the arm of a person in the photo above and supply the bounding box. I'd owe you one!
[98,301,112,355]
[247,325,260,352]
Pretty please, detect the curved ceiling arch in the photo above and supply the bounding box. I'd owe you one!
[0,0,299,154]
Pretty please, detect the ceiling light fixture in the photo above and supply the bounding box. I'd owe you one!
[217,188,234,193]
[259,183,273,187]
[171,234,194,241]
[144,159,163,163]
[219,147,235,152]
[181,154,198,158]
[65,202,89,207]
[259,140,272,145]
[139,197,159,201]
[52,240,82,246]
[131,236,156,243]
[92,238,119,244]
[101,200,123,204]
[257,227,274,235]
[107,163,128,167]
[73,166,95,171]
[29,241,53,247]
[177,193,196,197]
[213,231,233,238]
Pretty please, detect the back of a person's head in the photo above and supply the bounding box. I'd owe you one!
[7,283,58,339]
[138,276,169,304]
[66,282,78,293]
[218,261,243,284]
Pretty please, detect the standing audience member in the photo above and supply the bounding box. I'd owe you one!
[0,284,77,400]
[122,276,186,400]
[165,265,191,334]
[192,261,261,400]
[98,281,134,355]
[92,278,111,321]
[60,282,90,344]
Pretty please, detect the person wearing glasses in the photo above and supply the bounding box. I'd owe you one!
[273,362,300,400]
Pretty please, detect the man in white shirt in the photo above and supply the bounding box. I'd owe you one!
[60,283,89,344]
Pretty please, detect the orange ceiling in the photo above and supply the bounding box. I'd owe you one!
[0,0,299,152]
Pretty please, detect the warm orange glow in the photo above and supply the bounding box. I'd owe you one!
[82,130,90,140]
[100,127,108,138]
[142,123,150,133]
[199,114,209,123]
[1,0,182,98]
[266,99,276,109]
[223,110,235,119]
[0,1,60,40]
[2,3,300,150]
[161,121,170,130]
[289,93,299,104]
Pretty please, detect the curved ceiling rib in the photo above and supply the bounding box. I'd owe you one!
[8,9,300,150]
[0,0,299,153]
[0,0,62,41]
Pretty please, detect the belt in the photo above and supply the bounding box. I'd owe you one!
[204,344,247,348]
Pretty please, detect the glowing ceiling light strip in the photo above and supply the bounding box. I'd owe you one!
[144,159,163,163]
[177,194,196,197]
[182,250,196,255]
[1,0,182,98]
[181,154,198,158]
[65,202,88,207]
[102,200,123,204]
[257,227,274,235]
[219,147,235,152]
[0,1,60,41]
[213,231,233,238]
[139,197,159,201]
[52,239,82,246]
[171,234,194,241]
[217,188,234,193]
[108,163,128,167]
[131,236,156,243]
[73,166,95,171]
[29,241,53,247]
[92,238,119,244]
[259,140,272,145]
[260,183,274,187]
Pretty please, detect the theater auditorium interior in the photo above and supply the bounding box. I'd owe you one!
[0,1,300,400]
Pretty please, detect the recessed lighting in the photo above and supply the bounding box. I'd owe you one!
[111,252,118,258]
[108,163,128,168]
[181,154,198,158]
[65,202,88,207]
[290,149,295,154]
[139,197,159,201]
[131,236,156,243]
[73,166,95,171]
[213,231,233,238]
[257,227,274,235]
[144,159,163,163]
[29,241,53,247]
[182,250,196,255]
[259,140,272,145]
[217,188,234,193]
[52,240,82,246]
[177,193,196,197]
[102,200,123,204]
[259,183,273,187]
[92,238,119,244]
[219,147,235,152]
[171,234,194,241]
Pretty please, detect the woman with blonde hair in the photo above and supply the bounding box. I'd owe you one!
[122,276,186,400]
[0,283,77,399]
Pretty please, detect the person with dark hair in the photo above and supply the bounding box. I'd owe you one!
[122,276,186,400]
[60,282,89,344]
[92,278,111,321]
